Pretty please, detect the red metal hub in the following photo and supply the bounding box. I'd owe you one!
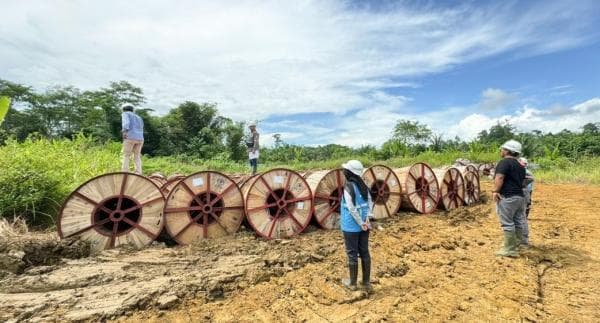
[266,188,295,218]
[188,192,224,225]
[466,182,476,200]
[370,179,391,203]
[93,196,141,236]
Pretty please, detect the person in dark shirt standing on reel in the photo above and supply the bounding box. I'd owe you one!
[493,140,526,257]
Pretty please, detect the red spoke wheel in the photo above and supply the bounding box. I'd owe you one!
[466,164,479,179]
[363,165,402,219]
[58,172,165,252]
[304,169,345,230]
[462,170,481,205]
[163,171,244,244]
[242,169,313,239]
[394,162,440,214]
[433,167,465,210]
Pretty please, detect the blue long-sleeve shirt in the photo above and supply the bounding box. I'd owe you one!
[121,111,144,141]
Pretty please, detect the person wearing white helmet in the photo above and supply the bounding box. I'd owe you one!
[245,121,260,175]
[493,139,526,257]
[519,157,535,247]
[340,160,374,292]
[120,103,144,174]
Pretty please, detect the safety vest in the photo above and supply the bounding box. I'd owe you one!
[340,183,370,232]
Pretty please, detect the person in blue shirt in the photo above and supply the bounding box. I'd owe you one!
[340,160,374,292]
[121,104,144,174]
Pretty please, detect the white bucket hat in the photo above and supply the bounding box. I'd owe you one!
[342,160,364,176]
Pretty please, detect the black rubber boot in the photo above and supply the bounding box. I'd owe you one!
[361,259,372,292]
[342,262,358,291]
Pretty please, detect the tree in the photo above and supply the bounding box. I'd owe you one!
[273,134,283,148]
[392,119,432,146]
[477,121,515,145]
[582,123,599,135]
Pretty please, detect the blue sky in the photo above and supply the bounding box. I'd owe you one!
[1,0,599,147]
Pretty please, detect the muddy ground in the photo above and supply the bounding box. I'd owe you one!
[1,181,599,322]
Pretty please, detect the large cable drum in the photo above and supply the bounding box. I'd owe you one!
[466,164,479,178]
[362,165,402,219]
[478,162,495,177]
[161,174,186,196]
[163,171,244,244]
[304,169,345,230]
[463,170,481,205]
[394,163,440,214]
[58,172,165,252]
[243,169,313,239]
[433,167,465,210]
[148,173,167,188]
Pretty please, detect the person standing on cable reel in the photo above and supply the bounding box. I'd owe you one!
[245,121,260,175]
[340,160,374,292]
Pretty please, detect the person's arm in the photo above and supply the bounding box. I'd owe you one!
[121,112,130,139]
[493,173,504,203]
[343,187,365,228]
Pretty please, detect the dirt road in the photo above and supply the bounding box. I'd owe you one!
[1,182,599,322]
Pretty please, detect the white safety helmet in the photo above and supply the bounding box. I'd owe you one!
[248,120,257,127]
[501,139,522,154]
[518,157,528,167]
[342,160,364,176]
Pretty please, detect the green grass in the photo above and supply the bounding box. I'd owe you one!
[0,136,598,227]
[534,157,600,185]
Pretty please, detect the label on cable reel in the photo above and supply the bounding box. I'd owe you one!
[192,178,204,187]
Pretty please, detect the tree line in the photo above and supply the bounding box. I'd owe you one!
[1,79,598,163]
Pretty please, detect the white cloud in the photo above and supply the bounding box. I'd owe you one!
[445,98,600,141]
[1,1,599,148]
[479,88,517,111]
[1,0,598,122]
[273,97,600,147]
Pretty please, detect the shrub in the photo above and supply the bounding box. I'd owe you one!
[0,164,62,226]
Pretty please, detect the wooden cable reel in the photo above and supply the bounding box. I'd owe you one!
[478,163,495,177]
[433,167,465,210]
[362,165,402,219]
[148,173,167,187]
[462,170,481,205]
[466,164,479,178]
[243,169,313,239]
[394,163,440,214]
[305,169,345,230]
[163,171,244,244]
[58,172,165,252]
[161,174,186,196]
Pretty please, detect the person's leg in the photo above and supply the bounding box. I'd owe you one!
[342,231,359,290]
[250,158,257,175]
[133,140,143,175]
[496,196,520,257]
[122,139,135,172]
[358,230,371,291]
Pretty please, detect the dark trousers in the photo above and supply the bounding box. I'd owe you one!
[249,158,258,174]
[343,231,370,264]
